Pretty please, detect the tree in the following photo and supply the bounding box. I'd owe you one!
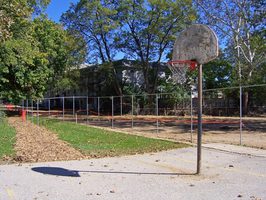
[50,32,87,96]
[195,0,266,114]
[61,0,122,96]
[0,0,50,41]
[0,1,86,103]
[31,16,87,96]
[0,35,50,101]
[115,0,196,94]
[0,0,30,41]
[61,0,196,96]
[203,54,232,90]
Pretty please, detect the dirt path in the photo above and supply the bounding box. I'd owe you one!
[8,117,85,163]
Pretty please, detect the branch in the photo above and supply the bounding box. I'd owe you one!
[196,1,233,28]
[127,21,145,64]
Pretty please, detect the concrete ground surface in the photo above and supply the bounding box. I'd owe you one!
[0,145,266,200]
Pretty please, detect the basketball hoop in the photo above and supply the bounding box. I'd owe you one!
[168,24,219,174]
[167,60,197,84]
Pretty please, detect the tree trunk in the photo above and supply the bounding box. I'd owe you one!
[111,65,122,96]
[243,91,249,116]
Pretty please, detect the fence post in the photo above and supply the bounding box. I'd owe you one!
[26,99,28,121]
[86,96,89,124]
[73,96,75,117]
[190,88,193,143]
[156,94,159,133]
[31,99,33,122]
[48,98,50,116]
[120,96,123,116]
[22,100,24,111]
[111,96,114,128]
[131,95,134,128]
[37,99,39,126]
[240,85,243,145]
[62,96,65,121]
[98,97,100,117]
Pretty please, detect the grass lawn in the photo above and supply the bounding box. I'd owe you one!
[40,118,188,157]
[0,118,16,159]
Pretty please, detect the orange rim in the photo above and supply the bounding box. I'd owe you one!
[167,60,198,70]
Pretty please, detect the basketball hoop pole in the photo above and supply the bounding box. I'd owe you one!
[168,24,219,175]
[197,64,203,174]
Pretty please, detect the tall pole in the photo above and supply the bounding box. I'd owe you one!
[237,39,243,146]
[197,64,203,174]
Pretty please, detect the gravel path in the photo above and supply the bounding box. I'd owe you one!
[8,117,85,163]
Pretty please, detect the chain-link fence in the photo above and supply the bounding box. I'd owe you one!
[2,84,266,149]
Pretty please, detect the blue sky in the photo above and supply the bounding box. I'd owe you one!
[46,0,79,22]
[46,0,125,61]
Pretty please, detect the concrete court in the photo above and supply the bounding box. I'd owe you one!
[0,145,265,200]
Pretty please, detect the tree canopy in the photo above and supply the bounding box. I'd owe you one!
[0,0,265,106]
[195,0,265,114]
[0,0,86,103]
[61,0,196,95]
[195,0,265,84]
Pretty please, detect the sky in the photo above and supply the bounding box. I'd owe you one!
[45,0,125,60]
[45,0,79,22]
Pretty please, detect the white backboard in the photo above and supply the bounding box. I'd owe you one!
[173,24,219,64]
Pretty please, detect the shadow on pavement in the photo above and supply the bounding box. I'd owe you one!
[32,167,80,177]
[32,167,195,177]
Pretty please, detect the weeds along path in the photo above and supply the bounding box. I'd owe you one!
[8,117,85,163]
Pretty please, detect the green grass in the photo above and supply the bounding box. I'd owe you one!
[0,118,16,159]
[40,118,188,157]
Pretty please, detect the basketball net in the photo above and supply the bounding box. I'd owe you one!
[167,60,197,84]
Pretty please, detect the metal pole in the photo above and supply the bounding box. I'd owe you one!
[131,95,134,128]
[37,99,39,126]
[197,64,203,175]
[120,96,123,116]
[62,96,65,121]
[237,42,242,146]
[48,98,50,116]
[240,86,243,145]
[22,100,24,121]
[22,100,24,110]
[86,96,89,124]
[156,94,159,133]
[73,96,75,117]
[26,99,28,121]
[190,88,193,143]
[98,97,100,117]
[75,113,77,124]
[31,99,33,122]
[111,96,114,128]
